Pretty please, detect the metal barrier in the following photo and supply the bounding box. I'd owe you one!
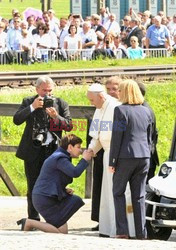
[0,48,172,64]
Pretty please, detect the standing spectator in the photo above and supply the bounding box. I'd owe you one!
[141,10,151,29]
[64,24,82,60]
[17,134,92,233]
[13,76,73,221]
[48,9,60,27]
[99,7,109,26]
[58,17,68,49]
[87,83,121,238]
[27,15,36,34]
[167,14,176,39]
[7,17,22,51]
[127,36,144,59]
[109,79,152,239]
[9,9,20,28]
[42,11,59,37]
[121,15,131,32]
[91,14,104,33]
[124,18,143,48]
[71,15,83,34]
[146,15,172,50]
[103,13,120,35]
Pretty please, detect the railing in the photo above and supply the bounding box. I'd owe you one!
[0,103,95,198]
[0,48,172,65]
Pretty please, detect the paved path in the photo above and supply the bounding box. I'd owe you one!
[0,196,176,250]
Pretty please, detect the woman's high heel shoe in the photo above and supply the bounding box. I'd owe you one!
[17,218,27,231]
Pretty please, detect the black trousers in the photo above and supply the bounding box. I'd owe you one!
[113,158,149,239]
[91,148,104,222]
[24,142,57,220]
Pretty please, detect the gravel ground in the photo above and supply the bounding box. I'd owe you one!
[0,196,176,250]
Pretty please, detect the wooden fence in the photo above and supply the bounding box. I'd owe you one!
[0,103,95,198]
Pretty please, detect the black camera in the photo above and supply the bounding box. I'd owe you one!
[43,95,55,109]
[32,127,48,147]
[106,40,110,45]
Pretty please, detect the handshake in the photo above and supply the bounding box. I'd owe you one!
[82,148,95,161]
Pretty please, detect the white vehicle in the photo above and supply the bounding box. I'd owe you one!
[146,161,176,240]
[145,121,176,240]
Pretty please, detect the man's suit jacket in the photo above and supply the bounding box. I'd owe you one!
[143,101,159,167]
[109,104,152,168]
[13,95,72,162]
[125,27,143,47]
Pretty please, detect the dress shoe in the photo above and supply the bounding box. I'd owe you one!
[91,224,99,231]
[99,233,110,238]
[116,234,129,239]
[17,218,27,231]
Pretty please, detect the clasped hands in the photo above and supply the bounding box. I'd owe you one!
[32,96,58,119]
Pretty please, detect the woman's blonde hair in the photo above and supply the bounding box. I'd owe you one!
[119,79,144,104]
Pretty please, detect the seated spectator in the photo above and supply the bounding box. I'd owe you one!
[64,24,82,60]
[20,29,35,64]
[92,33,115,59]
[95,31,104,49]
[80,21,97,59]
[114,35,128,58]
[127,36,144,59]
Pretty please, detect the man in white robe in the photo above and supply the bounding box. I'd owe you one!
[87,83,120,237]
[87,83,135,238]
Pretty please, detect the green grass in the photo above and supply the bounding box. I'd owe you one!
[0,82,176,197]
[0,57,176,72]
[0,0,70,20]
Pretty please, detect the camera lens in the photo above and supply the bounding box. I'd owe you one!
[33,134,44,147]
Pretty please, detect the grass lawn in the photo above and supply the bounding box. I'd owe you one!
[0,57,176,72]
[0,0,70,19]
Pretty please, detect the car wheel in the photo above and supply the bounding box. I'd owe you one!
[146,192,172,241]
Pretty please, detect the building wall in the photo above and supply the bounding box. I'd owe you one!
[70,0,174,20]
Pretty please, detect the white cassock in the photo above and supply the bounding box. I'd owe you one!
[89,95,135,237]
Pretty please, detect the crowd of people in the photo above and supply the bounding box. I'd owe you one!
[14,75,158,240]
[0,7,176,63]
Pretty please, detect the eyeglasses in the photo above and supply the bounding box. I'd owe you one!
[94,18,99,21]
[14,21,20,23]
[131,40,137,42]
[123,19,128,21]
[39,28,44,30]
